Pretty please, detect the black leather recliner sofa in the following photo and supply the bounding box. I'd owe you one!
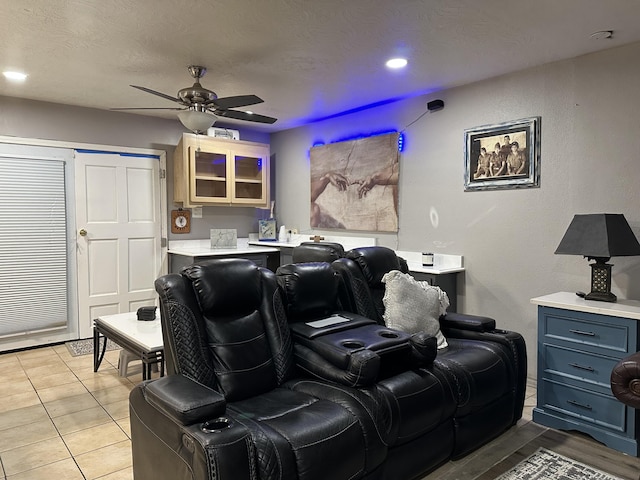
[276,262,457,479]
[131,259,389,480]
[130,250,528,479]
[332,246,527,457]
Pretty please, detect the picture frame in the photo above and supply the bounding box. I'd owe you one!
[258,218,277,240]
[464,116,540,191]
[309,132,400,232]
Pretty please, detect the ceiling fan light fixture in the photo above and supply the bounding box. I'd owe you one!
[178,110,216,133]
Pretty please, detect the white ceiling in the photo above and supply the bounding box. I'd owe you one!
[2,0,640,132]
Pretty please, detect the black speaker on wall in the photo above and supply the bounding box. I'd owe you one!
[427,99,445,112]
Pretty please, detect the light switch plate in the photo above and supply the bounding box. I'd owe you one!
[192,206,203,218]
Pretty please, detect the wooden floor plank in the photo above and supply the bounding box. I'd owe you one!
[423,420,640,480]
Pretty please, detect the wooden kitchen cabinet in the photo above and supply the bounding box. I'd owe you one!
[173,133,270,208]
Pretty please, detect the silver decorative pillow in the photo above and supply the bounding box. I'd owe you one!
[381,270,449,349]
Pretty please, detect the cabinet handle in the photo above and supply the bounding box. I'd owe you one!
[567,399,592,410]
[568,329,596,337]
[568,362,595,372]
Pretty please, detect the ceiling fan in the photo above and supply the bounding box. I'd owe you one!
[112,65,277,132]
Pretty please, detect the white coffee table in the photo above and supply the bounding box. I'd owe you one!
[93,312,164,380]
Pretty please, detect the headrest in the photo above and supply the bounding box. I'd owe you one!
[292,242,345,263]
[346,247,404,286]
[276,262,339,321]
[182,258,262,316]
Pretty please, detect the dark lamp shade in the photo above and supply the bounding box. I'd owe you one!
[555,214,640,259]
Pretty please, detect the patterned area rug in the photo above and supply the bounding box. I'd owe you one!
[66,338,121,357]
[495,447,624,480]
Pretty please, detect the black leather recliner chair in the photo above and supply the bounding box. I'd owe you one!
[291,241,346,263]
[276,262,457,479]
[130,258,388,480]
[332,246,528,458]
[611,351,640,409]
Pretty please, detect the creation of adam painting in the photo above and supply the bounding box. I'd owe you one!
[310,132,399,232]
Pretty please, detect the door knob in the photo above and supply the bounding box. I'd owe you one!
[79,229,87,236]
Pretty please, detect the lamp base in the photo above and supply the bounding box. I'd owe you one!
[585,260,616,302]
[584,291,617,302]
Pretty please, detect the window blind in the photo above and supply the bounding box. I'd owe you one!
[0,156,68,337]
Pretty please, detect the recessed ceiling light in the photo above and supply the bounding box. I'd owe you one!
[3,71,28,81]
[590,30,613,40]
[386,58,408,69]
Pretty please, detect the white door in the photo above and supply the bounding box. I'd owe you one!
[75,152,163,338]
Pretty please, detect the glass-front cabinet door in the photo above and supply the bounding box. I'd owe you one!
[189,146,231,203]
[174,133,270,208]
[232,144,268,205]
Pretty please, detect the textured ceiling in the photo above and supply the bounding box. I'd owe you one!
[1,0,640,132]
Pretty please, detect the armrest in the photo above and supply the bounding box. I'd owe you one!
[291,320,436,385]
[293,343,380,387]
[409,332,437,365]
[144,375,226,425]
[611,351,640,409]
[290,313,376,340]
[436,324,528,424]
[440,312,496,332]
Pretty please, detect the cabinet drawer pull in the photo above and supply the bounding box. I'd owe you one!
[568,362,595,372]
[567,399,592,410]
[568,329,596,337]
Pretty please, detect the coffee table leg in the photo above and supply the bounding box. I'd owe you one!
[93,327,108,372]
[143,361,151,381]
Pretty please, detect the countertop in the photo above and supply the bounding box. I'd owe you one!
[531,291,640,320]
[248,233,377,251]
[168,238,279,257]
[168,238,465,275]
[396,250,465,275]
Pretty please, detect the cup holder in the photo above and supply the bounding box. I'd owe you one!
[342,340,365,349]
[379,331,399,339]
[201,417,233,433]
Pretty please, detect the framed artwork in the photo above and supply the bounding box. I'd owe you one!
[310,132,399,232]
[464,116,540,191]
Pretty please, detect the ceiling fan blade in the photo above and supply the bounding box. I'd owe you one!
[111,107,186,111]
[131,85,182,103]
[214,109,277,124]
[212,95,264,109]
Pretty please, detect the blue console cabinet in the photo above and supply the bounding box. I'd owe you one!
[531,292,640,456]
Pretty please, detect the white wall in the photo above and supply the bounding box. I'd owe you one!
[0,95,270,239]
[271,42,640,378]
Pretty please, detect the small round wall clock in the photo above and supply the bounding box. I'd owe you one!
[171,209,191,234]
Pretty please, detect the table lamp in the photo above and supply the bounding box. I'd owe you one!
[555,213,640,302]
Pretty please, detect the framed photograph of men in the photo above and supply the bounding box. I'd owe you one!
[463,116,540,191]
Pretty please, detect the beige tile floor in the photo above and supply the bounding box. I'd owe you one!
[0,342,540,480]
[0,343,155,480]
